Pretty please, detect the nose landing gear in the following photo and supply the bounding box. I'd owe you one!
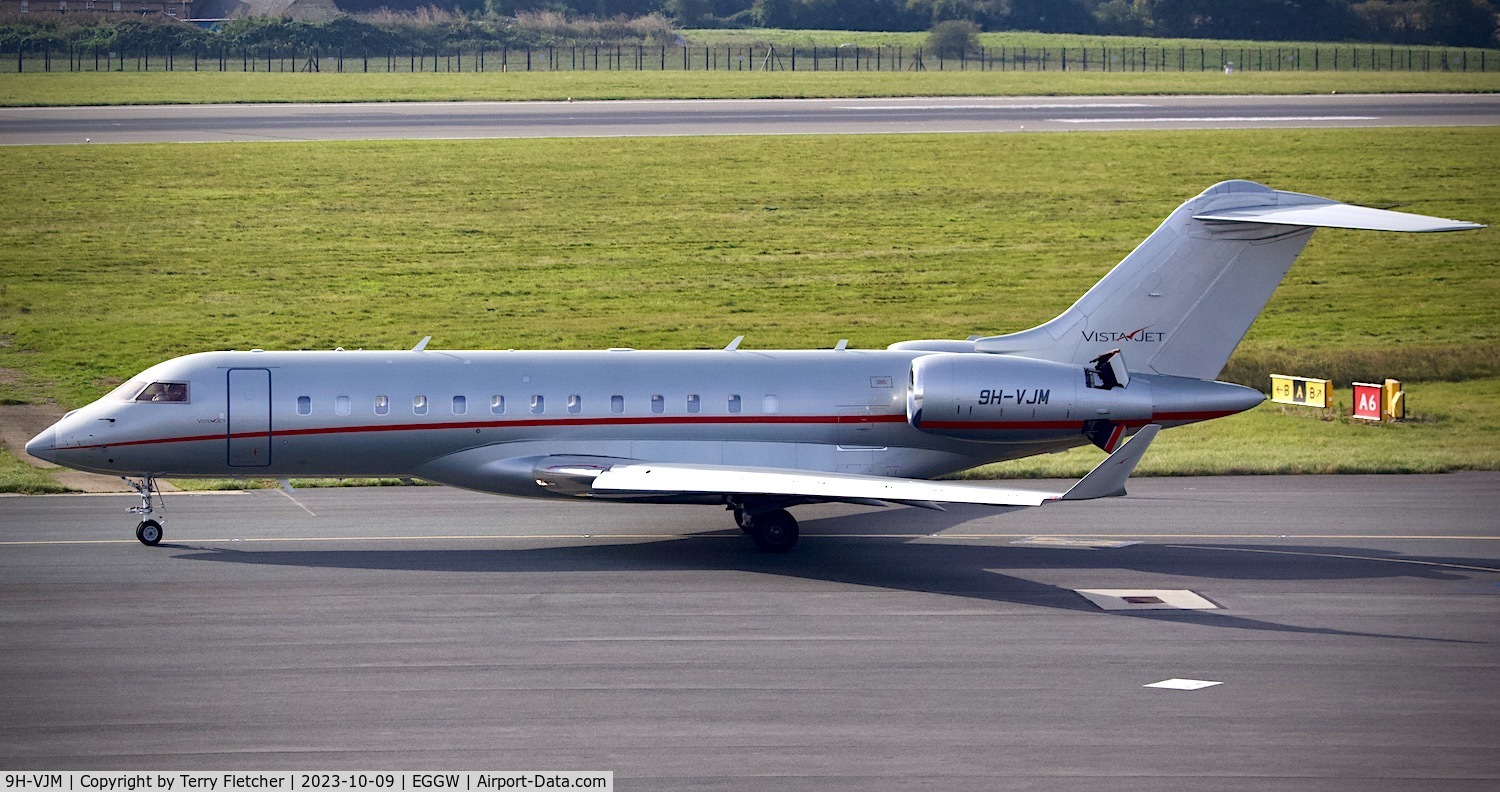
[124,476,164,546]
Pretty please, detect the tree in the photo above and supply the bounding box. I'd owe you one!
[927,18,980,56]
[666,0,715,25]
[1421,0,1499,46]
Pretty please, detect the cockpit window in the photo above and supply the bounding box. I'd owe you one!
[133,381,190,403]
[109,380,147,400]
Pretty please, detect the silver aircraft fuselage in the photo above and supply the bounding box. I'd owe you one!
[28,348,1255,499]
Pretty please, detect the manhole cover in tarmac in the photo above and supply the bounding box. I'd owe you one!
[1074,589,1219,611]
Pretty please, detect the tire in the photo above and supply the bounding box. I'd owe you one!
[749,509,799,553]
[135,519,163,546]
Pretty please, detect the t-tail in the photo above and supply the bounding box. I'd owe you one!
[895,180,1484,380]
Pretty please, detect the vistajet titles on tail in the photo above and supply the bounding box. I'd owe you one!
[26,182,1484,551]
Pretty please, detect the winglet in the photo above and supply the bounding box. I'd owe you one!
[412,336,431,352]
[1058,424,1160,501]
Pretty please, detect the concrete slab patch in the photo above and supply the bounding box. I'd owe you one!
[1075,589,1219,611]
[1011,536,1140,549]
[1145,678,1224,691]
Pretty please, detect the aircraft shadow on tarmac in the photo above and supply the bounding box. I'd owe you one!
[168,504,1488,645]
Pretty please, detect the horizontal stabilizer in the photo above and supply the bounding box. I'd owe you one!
[1193,203,1484,233]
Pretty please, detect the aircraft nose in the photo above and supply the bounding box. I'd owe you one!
[25,426,57,464]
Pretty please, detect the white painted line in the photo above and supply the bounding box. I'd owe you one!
[1145,678,1223,691]
[1075,589,1219,611]
[1052,115,1378,124]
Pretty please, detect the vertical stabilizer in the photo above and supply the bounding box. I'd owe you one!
[958,181,1481,380]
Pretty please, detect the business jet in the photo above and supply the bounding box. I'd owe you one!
[25,181,1483,551]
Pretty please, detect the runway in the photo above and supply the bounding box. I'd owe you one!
[2,473,1497,788]
[2,93,1497,144]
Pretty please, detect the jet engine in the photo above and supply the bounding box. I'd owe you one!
[906,352,1153,444]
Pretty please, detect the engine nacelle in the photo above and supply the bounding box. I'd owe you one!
[907,353,1153,443]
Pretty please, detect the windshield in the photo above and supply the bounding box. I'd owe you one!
[130,381,190,403]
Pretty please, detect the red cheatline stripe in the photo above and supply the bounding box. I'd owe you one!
[917,410,1238,432]
[61,409,1239,452]
[62,413,909,451]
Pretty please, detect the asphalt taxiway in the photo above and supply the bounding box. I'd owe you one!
[2,473,1497,788]
[2,93,1497,145]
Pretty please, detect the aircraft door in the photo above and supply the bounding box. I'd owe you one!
[227,368,272,467]
[836,405,888,450]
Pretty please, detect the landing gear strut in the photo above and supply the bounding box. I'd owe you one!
[732,503,800,553]
[124,476,164,546]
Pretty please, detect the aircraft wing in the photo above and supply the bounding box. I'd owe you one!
[591,425,1160,508]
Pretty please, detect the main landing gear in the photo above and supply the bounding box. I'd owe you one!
[731,501,800,553]
[124,476,164,546]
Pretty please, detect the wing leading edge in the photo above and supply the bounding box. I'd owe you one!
[592,425,1161,508]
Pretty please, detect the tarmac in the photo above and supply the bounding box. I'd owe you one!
[2,475,1497,789]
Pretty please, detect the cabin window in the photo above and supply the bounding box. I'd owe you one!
[335,395,351,416]
[413,395,428,415]
[297,396,311,416]
[375,395,389,415]
[728,394,742,414]
[134,381,189,403]
[567,395,582,415]
[490,395,505,415]
[686,394,701,414]
[651,395,664,414]
[452,395,467,415]
[610,395,624,414]
[530,395,545,414]
[762,395,779,414]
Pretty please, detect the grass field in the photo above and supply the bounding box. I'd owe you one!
[1,70,1498,107]
[1,127,1495,489]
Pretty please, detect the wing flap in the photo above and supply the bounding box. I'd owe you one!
[592,425,1161,507]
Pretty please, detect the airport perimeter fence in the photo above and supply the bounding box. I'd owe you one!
[3,42,1498,74]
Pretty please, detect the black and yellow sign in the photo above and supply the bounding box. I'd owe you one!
[1270,375,1332,408]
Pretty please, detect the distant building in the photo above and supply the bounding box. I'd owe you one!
[0,0,192,17]
[0,0,336,20]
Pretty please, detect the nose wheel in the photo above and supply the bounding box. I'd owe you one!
[124,476,165,546]
[135,519,163,546]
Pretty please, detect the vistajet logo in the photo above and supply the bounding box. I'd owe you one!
[1082,325,1165,343]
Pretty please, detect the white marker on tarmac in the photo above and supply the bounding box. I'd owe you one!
[1146,679,1224,691]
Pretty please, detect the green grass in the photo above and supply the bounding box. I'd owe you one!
[1,127,1495,488]
[0,447,72,494]
[0,69,1497,106]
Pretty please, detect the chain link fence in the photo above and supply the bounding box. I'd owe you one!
[3,42,1496,74]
